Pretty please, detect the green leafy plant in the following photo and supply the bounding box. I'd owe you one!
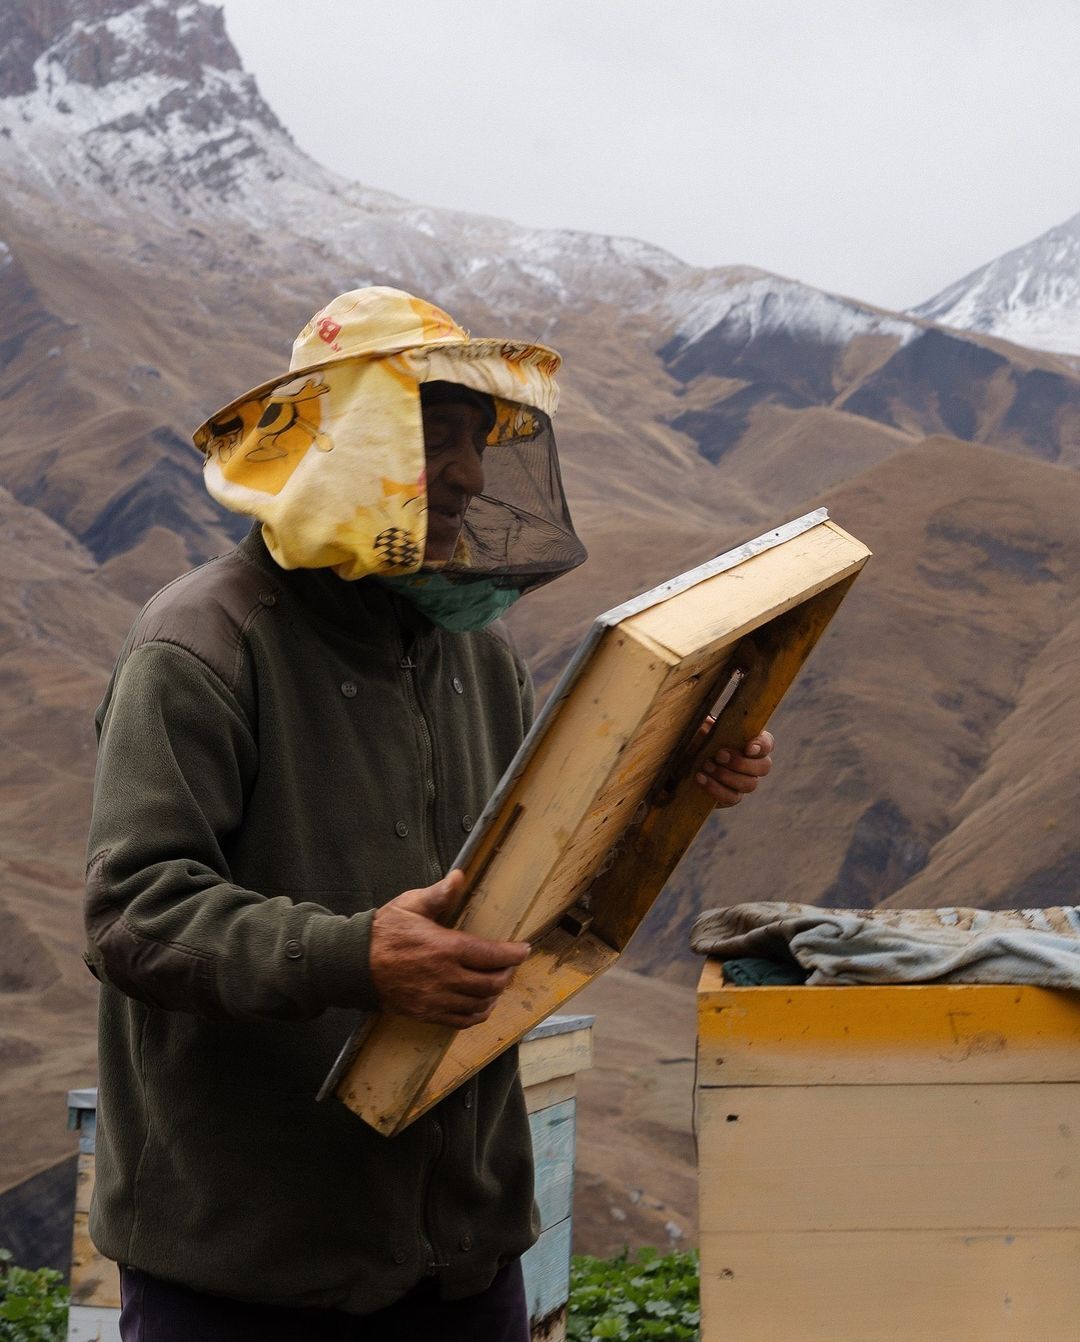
[568,1247,700,1342]
[0,1250,69,1342]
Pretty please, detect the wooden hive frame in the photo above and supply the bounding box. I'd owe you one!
[320,508,871,1133]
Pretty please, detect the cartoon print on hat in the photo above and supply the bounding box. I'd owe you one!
[198,357,428,579]
[205,375,333,498]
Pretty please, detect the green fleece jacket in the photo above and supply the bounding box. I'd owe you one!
[84,527,537,1313]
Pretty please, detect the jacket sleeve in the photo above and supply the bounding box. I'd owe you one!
[489,616,535,735]
[84,641,379,1020]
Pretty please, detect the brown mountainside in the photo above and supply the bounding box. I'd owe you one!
[0,487,134,1197]
[0,0,1078,1248]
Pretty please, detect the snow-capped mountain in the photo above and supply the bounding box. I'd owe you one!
[3,0,1078,365]
[912,212,1080,358]
[0,0,939,348]
[0,0,288,194]
[664,268,917,350]
[4,0,1079,543]
[660,267,920,380]
[0,0,690,316]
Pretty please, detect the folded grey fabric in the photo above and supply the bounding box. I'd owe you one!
[691,902,1080,987]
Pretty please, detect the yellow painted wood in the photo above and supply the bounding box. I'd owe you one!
[589,572,861,951]
[69,1154,121,1309]
[699,1083,1080,1232]
[696,967,1080,1339]
[336,519,868,1130]
[700,1229,1080,1341]
[697,969,1080,1085]
[458,631,679,944]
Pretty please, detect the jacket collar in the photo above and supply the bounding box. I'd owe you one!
[237,524,435,645]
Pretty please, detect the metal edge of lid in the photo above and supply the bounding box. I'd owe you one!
[596,508,829,626]
[317,1016,371,1103]
[523,1014,596,1041]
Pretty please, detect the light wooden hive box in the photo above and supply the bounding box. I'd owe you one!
[325,509,870,1134]
[66,1017,595,1342]
[696,963,1080,1342]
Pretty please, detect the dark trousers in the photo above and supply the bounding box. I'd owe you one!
[118,1260,530,1342]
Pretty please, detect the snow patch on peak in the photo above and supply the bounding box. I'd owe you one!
[25,54,182,129]
[912,211,1080,357]
[34,0,240,94]
[664,270,918,349]
[0,0,291,208]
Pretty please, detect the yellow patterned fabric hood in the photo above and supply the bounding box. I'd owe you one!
[192,287,584,588]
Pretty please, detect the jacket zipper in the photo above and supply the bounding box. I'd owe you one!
[421,1114,449,1275]
[398,639,443,886]
[398,631,449,1275]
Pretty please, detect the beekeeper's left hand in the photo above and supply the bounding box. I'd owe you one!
[693,728,774,807]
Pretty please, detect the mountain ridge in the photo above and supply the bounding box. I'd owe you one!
[1,0,1078,1254]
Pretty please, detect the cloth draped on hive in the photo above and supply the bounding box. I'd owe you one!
[691,902,1080,988]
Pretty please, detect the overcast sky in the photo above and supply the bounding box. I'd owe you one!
[218,0,1080,312]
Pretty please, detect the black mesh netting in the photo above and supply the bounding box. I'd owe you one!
[438,403,587,592]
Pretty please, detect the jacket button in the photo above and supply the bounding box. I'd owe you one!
[392,1248,407,1265]
[258,592,277,607]
[451,676,464,694]
[340,681,357,698]
[284,939,303,960]
[461,815,474,833]
[394,820,409,838]
[459,1232,473,1251]
[463,1089,473,1110]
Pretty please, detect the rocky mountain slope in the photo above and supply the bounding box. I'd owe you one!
[1,0,1079,1248]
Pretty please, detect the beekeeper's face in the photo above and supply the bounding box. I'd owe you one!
[421,398,488,562]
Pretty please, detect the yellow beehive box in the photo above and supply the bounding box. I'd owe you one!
[696,959,1080,1342]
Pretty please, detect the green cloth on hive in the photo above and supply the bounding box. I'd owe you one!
[721,957,809,986]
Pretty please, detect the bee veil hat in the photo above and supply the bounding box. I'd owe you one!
[193,287,586,589]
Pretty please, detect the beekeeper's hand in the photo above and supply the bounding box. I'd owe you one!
[370,870,529,1028]
[693,727,774,807]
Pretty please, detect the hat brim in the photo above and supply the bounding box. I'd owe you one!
[192,338,560,452]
